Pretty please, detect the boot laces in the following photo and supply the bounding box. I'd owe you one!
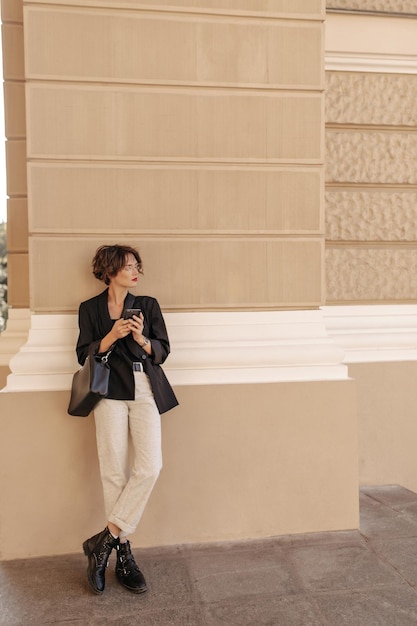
[119,545,141,575]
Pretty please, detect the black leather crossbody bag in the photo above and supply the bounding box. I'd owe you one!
[67,346,114,417]
[68,294,135,417]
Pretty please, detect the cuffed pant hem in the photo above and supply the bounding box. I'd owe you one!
[108,515,137,536]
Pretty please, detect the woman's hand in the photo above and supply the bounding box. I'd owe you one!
[112,317,138,340]
[128,313,145,342]
[98,317,133,354]
[99,314,151,354]
[130,314,152,354]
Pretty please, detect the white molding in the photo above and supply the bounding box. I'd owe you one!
[322,305,417,363]
[3,310,348,391]
[325,52,417,74]
[325,12,417,74]
[4,306,417,391]
[0,309,31,368]
[3,314,79,392]
[163,311,348,385]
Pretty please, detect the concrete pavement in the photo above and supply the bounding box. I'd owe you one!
[2,485,417,624]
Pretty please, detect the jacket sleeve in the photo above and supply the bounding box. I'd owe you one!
[75,301,102,365]
[125,297,171,365]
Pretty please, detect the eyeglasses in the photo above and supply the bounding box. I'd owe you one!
[124,264,141,273]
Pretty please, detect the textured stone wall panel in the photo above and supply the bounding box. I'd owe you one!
[326,248,417,301]
[325,3,417,305]
[326,72,417,126]
[327,0,417,13]
[326,190,417,241]
[326,131,417,184]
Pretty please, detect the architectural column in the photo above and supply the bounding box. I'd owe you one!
[0,0,30,388]
[0,1,360,559]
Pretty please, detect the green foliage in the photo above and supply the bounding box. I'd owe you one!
[0,221,7,332]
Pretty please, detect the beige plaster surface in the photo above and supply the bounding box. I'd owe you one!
[0,380,357,560]
[0,366,9,390]
[351,361,417,493]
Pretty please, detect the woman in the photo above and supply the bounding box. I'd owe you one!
[76,244,178,595]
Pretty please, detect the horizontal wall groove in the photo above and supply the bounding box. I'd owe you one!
[26,157,324,166]
[6,248,30,254]
[23,2,325,22]
[326,241,417,248]
[29,233,324,240]
[25,3,323,25]
[326,8,417,18]
[27,156,324,166]
[27,158,323,169]
[326,123,417,133]
[325,183,417,190]
[30,304,323,313]
[2,20,24,26]
[25,78,324,95]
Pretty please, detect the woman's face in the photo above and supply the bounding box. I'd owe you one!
[109,253,140,289]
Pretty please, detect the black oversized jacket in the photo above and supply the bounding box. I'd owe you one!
[76,289,178,414]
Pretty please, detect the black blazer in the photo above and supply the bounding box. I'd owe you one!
[76,289,178,414]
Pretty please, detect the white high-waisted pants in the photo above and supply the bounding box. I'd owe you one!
[93,371,162,536]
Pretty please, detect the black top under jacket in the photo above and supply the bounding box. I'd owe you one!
[76,289,178,414]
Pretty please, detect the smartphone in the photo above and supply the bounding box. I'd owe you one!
[123,308,142,320]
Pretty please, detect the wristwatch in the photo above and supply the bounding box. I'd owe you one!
[139,336,149,347]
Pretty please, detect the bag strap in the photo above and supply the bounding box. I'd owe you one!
[125,293,136,310]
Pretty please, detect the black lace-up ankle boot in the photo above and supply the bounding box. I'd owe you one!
[115,540,147,593]
[82,527,119,594]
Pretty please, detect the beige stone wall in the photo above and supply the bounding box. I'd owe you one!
[0,380,358,560]
[23,0,325,312]
[325,70,417,303]
[324,8,417,514]
[0,1,364,561]
[2,0,29,308]
[350,361,417,492]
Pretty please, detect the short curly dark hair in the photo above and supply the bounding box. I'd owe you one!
[92,244,143,285]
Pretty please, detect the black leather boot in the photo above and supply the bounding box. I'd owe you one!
[82,527,119,594]
[115,540,147,593]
